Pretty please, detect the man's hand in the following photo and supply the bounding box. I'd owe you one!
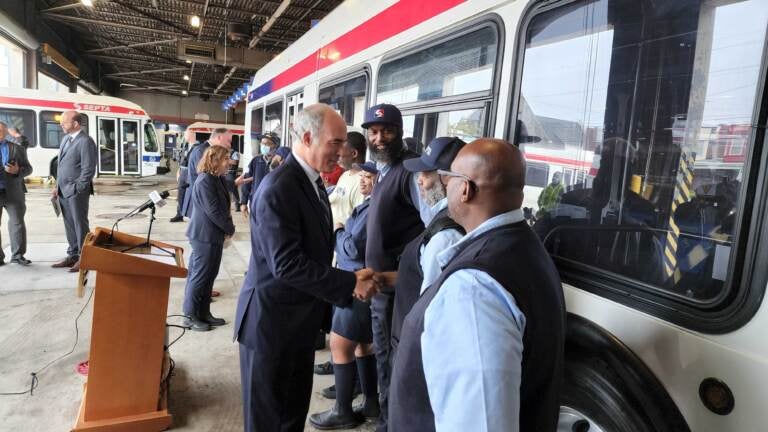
[51,187,58,198]
[375,271,398,288]
[353,268,379,301]
[240,204,249,219]
[334,222,344,231]
[235,175,253,187]
[4,162,19,175]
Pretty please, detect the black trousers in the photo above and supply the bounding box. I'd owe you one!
[239,339,315,432]
[175,183,188,217]
[225,173,240,208]
[371,293,394,431]
[182,240,223,317]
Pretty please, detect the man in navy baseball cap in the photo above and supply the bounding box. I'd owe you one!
[359,102,426,432]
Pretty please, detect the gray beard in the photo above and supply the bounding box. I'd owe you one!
[423,184,446,208]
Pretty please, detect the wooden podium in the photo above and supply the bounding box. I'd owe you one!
[72,227,187,432]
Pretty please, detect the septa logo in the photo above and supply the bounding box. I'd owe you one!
[375,109,384,118]
[424,146,432,156]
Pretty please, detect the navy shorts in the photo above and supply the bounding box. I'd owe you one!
[331,298,373,344]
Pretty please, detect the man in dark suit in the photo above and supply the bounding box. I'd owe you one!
[51,111,97,273]
[0,121,33,266]
[181,128,233,219]
[234,104,379,432]
[170,128,197,223]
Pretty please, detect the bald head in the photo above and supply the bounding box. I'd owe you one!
[60,110,84,134]
[446,138,526,231]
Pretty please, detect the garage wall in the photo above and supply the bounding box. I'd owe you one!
[117,91,245,126]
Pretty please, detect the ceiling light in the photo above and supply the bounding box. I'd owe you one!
[190,15,201,28]
[81,0,94,6]
[182,90,188,96]
[183,75,190,81]
[186,60,192,64]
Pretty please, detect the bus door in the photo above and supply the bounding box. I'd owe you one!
[286,92,304,147]
[142,121,161,176]
[119,118,140,175]
[97,117,118,175]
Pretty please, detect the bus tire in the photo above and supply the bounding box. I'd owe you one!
[50,157,58,180]
[559,314,690,432]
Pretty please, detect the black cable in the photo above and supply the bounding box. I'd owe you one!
[165,325,188,349]
[0,285,95,396]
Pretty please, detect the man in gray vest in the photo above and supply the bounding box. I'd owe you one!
[389,139,565,431]
[0,121,33,266]
[51,111,97,273]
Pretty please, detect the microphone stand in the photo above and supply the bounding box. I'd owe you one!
[120,203,175,257]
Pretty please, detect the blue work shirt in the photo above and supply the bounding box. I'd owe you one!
[0,140,9,190]
[376,161,430,223]
[422,209,527,432]
[334,197,370,271]
[419,198,463,294]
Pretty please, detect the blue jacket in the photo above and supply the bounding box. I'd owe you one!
[181,141,210,217]
[240,155,269,205]
[233,154,356,349]
[335,198,370,272]
[186,173,235,244]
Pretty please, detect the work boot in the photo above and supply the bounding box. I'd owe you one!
[201,311,226,326]
[308,405,363,430]
[169,215,184,222]
[314,361,334,375]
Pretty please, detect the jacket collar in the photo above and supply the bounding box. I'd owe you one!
[284,155,332,242]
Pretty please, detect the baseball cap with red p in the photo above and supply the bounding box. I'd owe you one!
[361,103,403,129]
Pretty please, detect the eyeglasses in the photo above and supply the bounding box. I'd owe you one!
[437,169,476,189]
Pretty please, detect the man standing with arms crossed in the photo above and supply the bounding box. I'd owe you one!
[51,111,97,273]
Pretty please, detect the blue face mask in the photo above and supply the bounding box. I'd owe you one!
[260,144,270,155]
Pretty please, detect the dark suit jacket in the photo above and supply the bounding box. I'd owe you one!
[0,140,32,202]
[181,141,210,217]
[240,155,269,205]
[186,173,236,244]
[234,154,356,349]
[57,130,97,198]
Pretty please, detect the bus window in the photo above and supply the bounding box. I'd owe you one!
[402,106,486,149]
[39,111,88,148]
[143,123,158,152]
[0,108,35,147]
[377,26,497,105]
[319,75,367,127]
[265,100,283,142]
[250,106,263,152]
[516,0,768,320]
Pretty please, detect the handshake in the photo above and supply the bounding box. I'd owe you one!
[352,268,397,302]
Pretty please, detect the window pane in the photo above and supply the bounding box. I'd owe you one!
[0,109,35,147]
[122,121,139,173]
[319,75,367,126]
[98,119,116,172]
[38,72,69,93]
[377,27,497,105]
[402,107,486,150]
[265,101,283,142]
[0,36,24,89]
[518,0,768,302]
[250,107,263,152]
[39,111,87,149]
[143,123,158,152]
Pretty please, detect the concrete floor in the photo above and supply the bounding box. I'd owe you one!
[0,176,376,432]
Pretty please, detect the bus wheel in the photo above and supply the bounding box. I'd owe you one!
[559,356,647,432]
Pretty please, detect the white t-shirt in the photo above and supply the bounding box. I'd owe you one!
[329,169,364,226]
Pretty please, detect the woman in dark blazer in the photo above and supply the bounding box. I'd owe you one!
[183,145,236,331]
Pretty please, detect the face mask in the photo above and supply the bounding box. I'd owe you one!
[260,144,270,155]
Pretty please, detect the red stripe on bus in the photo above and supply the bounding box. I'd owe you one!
[524,153,594,169]
[0,96,146,116]
[267,0,465,94]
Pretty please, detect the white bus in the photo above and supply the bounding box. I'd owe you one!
[243,0,768,430]
[0,88,161,178]
[185,121,245,155]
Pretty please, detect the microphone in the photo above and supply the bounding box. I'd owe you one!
[135,190,171,214]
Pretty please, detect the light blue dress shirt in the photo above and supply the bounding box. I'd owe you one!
[0,140,9,190]
[422,209,527,432]
[376,160,430,222]
[419,198,463,294]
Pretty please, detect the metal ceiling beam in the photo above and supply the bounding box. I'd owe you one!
[39,0,112,13]
[111,0,197,37]
[42,13,184,36]
[85,53,181,68]
[108,76,185,86]
[85,38,182,54]
[105,67,189,77]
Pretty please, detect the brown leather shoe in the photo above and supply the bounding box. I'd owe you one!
[68,260,81,273]
[52,256,78,268]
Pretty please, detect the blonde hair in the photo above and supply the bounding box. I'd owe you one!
[197,145,230,175]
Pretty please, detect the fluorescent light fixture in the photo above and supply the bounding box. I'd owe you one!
[186,60,192,64]
[81,0,94,6]
[181,90,188,96]
[183,75,190,81]
[190,15,201,27]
